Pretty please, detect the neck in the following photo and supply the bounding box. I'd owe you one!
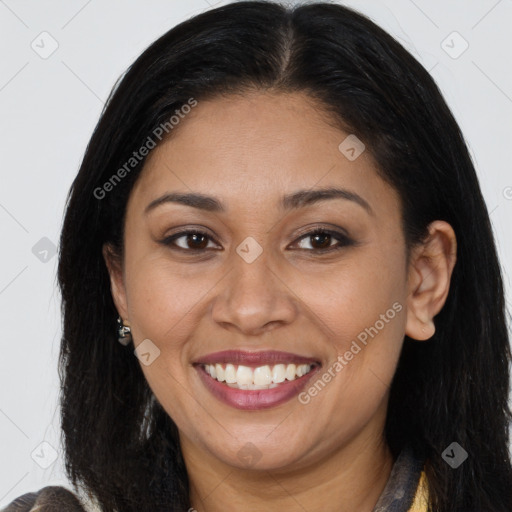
[182,427,394,512]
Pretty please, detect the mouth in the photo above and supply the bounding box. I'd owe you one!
[201,362,318,389]
[193,350,322,410]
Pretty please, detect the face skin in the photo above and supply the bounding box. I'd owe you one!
[104,91,457,512]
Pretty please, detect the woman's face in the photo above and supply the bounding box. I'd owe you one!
[105,91,441,472]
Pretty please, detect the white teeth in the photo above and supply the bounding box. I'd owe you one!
[253,365,272,386]
[203,362,315,388]
[285,364,296,380]
[272,364,286,383]
[236,365,253,385]
[297,364,309,377]
[215,363,225,382]
[225,364,236,383]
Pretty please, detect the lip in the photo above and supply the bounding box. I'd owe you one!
[193,350,322,410]
[193,350,320,367]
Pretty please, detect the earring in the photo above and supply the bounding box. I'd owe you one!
[117,316,132,346]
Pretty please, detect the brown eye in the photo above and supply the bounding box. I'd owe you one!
[161,230,220,251]
[293,229,353,252]
[185,232,209,250]
[309,232,332,249]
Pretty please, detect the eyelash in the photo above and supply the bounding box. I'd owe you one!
[160,227,354,254]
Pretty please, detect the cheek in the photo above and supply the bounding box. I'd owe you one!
[293,243,408,405]
[125,256,213,341]
[123,258,208,422]
[289,245,407,347]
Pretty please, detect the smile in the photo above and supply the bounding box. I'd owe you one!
[202,363,316,389]
[194,350,321,410]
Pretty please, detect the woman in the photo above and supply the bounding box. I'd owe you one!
[3,1,511,511]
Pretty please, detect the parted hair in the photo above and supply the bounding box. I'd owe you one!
[56,1,512,511]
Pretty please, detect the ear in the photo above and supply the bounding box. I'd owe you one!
[102,243,129,325]
[405,220,457,341]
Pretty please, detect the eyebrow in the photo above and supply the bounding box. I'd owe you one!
[144,187,374,216]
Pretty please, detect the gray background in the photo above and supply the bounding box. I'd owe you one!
[0,0,511,505]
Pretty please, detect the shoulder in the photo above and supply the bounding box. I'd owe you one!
[1,485,91,512]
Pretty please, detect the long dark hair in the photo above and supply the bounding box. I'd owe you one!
[57,1,512,510]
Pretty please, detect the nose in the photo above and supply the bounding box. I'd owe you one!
[211,249,297,336]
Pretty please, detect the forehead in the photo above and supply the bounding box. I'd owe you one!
[128,91,398,217]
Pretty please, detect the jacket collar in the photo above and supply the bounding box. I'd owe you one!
[371,444,425,512]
